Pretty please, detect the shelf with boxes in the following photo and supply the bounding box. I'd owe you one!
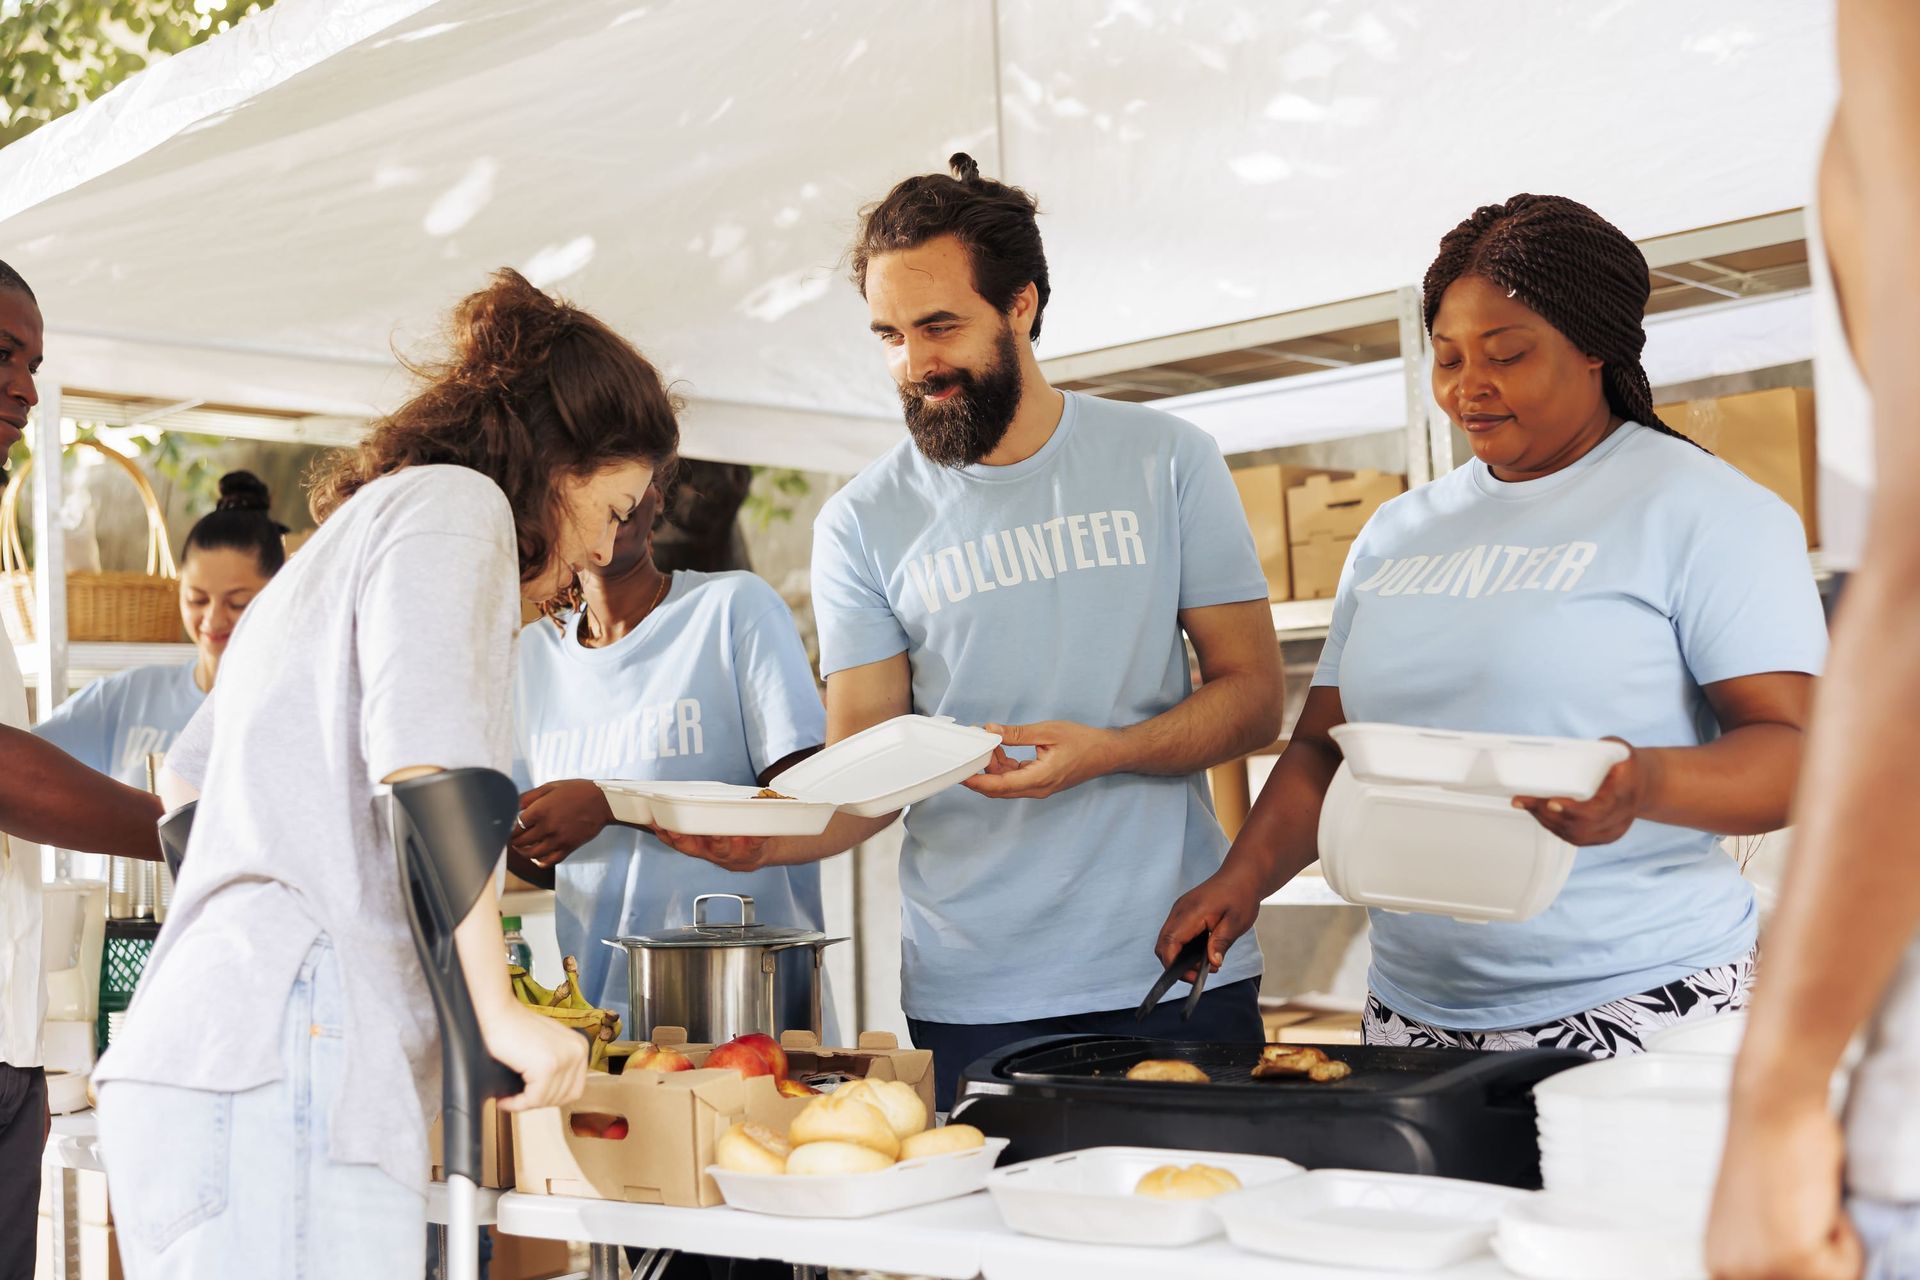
[1235,464,1408,609]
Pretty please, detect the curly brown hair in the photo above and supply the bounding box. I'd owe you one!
[309,269,680,601]
[1422,193,1696,447]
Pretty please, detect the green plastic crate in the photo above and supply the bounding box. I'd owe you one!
[96,919,161,1053]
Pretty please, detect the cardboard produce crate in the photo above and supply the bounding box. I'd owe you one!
[1655,387,1818,547]
[512,1029,934,1208]
[1232,464,1347,601]
[1289,533,1354,601]
[430,1098,516,1190]
[1285,471,1406,545]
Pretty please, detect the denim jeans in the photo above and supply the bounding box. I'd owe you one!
[1853,1196,1920,1280]
[99,938,426,1279]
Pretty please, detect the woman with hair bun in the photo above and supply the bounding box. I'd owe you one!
[93,267,677,1278]
[32,468,287,786]
[1159,195,1827,1058]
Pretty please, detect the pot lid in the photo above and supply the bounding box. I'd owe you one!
[611,892,828,949]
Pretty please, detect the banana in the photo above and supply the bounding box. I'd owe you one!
[561,956,594,1012]
[526,1004,604,1031]
[514,971,552,1013]
[589,1037,610,1072]
[547,979,573,1008]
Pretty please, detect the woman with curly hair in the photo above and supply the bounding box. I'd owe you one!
[94,268,678,1278]
[1158,195,1826,1058]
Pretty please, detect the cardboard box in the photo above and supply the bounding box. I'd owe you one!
[1289,533,1354,601]
[1285,470,1406,545]
[1232,464,1347,601]
[430,1098,516,1190]
[512,1028,934,1209]
[486,1228,572,1280]
[1655,387,1819,547]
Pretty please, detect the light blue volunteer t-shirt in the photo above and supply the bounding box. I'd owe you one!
[811,391,1269,1024]
[1314,422,1828,1030]
[32,660,205,788]
[513,570,829,1021]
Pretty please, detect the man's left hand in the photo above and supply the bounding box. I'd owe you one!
[963,721,1123,800]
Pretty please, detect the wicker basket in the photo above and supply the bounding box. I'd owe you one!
[1,439,183,644]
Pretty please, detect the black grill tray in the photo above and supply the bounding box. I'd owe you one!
[953,1035,1589,1188]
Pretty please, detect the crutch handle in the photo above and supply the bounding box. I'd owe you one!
[388,768,526,1185]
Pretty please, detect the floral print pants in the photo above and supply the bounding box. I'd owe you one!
[1363,951,1755,1058]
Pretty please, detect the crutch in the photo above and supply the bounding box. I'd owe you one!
[387,768,525,1280]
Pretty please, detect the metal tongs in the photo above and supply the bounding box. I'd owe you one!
[1136,932,1211,1022]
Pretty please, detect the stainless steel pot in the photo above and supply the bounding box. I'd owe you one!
[607,894,845,1045]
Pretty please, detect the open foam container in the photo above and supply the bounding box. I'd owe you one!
[1213,1169,1525,1271]
[985,1146,1302,1248]
[598,715,1000,836]
[1330,723,1628,801]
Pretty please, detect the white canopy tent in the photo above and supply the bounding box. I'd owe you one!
[0,0,1834,472]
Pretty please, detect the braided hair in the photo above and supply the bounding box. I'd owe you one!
[1422,194,1696,447]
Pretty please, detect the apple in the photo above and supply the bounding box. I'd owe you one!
[569,1111,629,1139]
[733,1032,789,1080]
[704,1041,774,1078]
[776,1078,821,1098]
[642,1048,694,1073]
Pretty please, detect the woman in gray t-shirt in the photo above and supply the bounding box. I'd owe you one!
[95,269,682,1280]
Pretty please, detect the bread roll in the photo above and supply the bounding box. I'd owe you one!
[714,1121,790,1175]
[1133,1163,1243,1199]
[899,1123,985,1161]
[787,1092,902,1159]
[1125,1059,1211,1083]
[836,1078,929,1140]
[784,1140,896,1176]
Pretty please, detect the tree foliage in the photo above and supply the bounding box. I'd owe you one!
[0,0,277,146]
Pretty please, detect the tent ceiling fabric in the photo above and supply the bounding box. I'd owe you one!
[0,0,1833,469]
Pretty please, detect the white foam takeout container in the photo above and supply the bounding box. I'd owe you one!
[1213,1169,1527,1271]
[985,1146,1303,1248]
[1492,1193,1706,1280]
[1330,723,1629,802]
[708,1137,1010,1219]
[1316,762,1577,924]
[597,715,1001,836]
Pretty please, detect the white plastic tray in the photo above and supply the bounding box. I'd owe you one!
[596,715,1000,836]
[1213,1169,1525,1271]
[1331,723,1628,801]
[708,1137,1009,1219]
[1492,1194,1706,1280]
[1316,763,1577,923]
[597,781,838,836]
[770,715,1001,817]
[985,1147,1302,1248]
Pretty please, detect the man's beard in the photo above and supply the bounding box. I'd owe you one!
[898,323,1024,468]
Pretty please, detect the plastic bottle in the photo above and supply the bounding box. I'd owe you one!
[502,916,533,970]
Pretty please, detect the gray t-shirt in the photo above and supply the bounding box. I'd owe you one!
[96,465,519,1191]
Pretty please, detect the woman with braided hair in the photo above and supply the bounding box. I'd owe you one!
[1159,194,1826,1058]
